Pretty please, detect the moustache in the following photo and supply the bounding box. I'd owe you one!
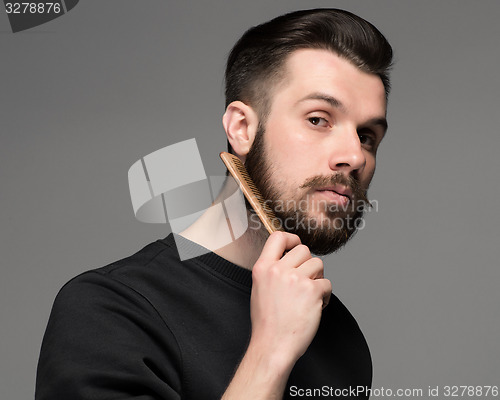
[299,173,371,207]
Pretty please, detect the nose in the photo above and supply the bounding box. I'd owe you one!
[327,126,366,174]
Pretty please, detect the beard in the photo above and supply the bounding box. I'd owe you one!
[244,125,370,255]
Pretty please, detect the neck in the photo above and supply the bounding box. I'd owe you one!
[178,177,269,270]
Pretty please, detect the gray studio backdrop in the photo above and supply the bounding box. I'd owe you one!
[1,1,499,399]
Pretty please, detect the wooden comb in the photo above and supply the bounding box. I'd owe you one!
[220,152,283,234]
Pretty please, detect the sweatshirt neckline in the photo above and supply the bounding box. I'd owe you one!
[161,233,253,289]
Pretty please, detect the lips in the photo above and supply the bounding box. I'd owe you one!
[315,188,351,207]
[316,185,352,201]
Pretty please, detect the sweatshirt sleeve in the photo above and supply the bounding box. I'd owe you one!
[35,271,183,400]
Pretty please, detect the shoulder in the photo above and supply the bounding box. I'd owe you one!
[46,238,185,339]
[57,237,187,304]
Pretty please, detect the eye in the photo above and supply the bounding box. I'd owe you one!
[358,130,377,148]
[307,116,329,128]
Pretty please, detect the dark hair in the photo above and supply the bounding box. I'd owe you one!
[225,8,393,126]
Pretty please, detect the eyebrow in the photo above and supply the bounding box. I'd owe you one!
[361,117,388,135]
[297,92,347,112]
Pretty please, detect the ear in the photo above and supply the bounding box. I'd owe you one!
[222,101,259,162]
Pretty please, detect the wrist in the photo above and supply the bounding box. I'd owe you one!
[221,337,295,400]
[246,336,297,378]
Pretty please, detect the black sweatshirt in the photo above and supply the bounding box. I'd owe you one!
[36,234,372,399]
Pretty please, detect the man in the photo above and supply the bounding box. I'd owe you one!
[36,8,392,399]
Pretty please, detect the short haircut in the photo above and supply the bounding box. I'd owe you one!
[225,8,393,130]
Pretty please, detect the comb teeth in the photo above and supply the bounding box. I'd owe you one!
[220,152,283,234]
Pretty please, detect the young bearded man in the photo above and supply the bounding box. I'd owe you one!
[36,8,393,400]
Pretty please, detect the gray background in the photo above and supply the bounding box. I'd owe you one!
[1,1,499,399]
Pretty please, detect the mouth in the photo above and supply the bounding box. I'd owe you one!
[315,187,352,207]
[316,185,352,201]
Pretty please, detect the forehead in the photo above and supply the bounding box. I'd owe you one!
[273,48,386,117]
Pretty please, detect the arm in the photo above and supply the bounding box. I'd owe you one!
[221,232,332,399]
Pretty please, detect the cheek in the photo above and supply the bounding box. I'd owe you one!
[361,155,377,186]
[265,119,315,168]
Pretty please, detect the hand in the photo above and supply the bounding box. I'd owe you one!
[248,231,332,369]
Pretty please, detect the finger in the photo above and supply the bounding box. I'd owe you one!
[294,257,324,279]
[314,278,332,309]
[280,244,312,269]
[259,231,301,262]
